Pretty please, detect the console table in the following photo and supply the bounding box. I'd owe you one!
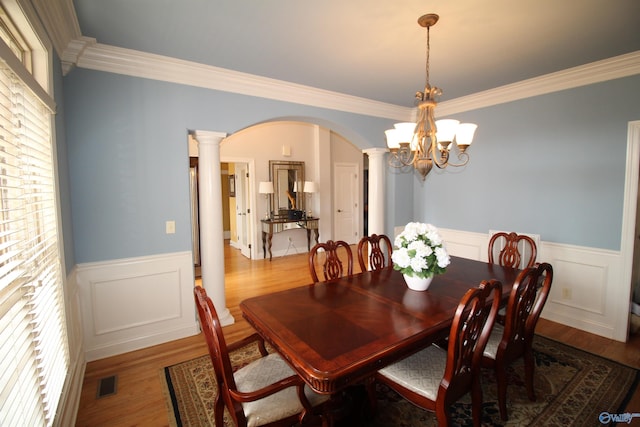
[260,217,319,261]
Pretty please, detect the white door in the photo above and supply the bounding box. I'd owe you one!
[333,163,359,244]
[235,163,251,258]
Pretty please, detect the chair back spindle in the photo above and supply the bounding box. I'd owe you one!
[308,240,353,282]
[357,234,393,271]
[488,231,537,269]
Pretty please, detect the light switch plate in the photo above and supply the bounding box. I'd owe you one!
[166,220,176,234]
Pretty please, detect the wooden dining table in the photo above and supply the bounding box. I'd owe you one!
[240,256,520,395]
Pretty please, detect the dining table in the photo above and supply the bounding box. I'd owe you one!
[240,255,520,395]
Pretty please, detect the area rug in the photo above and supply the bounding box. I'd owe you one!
[162,336,639,426]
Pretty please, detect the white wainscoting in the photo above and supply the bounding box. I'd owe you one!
[57,267,85,427]
[437,228,629,341]
[76,251,199,361]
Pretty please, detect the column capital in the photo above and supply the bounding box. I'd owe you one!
[363,147,389,157]
[194,130,227,145]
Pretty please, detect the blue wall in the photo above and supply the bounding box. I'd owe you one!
[63,69,394,263]
[414,75,640,250]
[62,68,640,264]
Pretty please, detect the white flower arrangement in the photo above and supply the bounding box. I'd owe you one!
[392,222,451,279]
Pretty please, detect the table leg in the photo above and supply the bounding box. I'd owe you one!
[266,231,273,261]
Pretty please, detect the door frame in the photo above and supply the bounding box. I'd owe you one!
[620,120,640,340]
[221,157,257,259]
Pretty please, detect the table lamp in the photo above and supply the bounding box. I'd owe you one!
[258,181,274,219]
[303,181,318,218]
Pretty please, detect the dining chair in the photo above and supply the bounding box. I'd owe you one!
[488,231,538,269]
[193,286,329,427]
[481,262,553,421]
[357,234,393,272]
[368,280,502,427]
[308,240,353,282]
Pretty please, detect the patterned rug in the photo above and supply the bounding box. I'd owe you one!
[162,336,639,426]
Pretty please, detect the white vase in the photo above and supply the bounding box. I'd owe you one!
[403,274,433,291]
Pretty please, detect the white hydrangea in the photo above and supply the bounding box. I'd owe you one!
[410,255,428,272]
[391,247,411,268]
[435,246,451,269]
[392,222,450,278]
[408,240,432,258]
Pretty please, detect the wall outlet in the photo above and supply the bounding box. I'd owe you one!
[165,220,176,234]
[561,288,571,299]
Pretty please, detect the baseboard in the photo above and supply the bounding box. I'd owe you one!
[84,324,199,362]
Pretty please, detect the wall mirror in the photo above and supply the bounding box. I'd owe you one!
[269,160,305,218]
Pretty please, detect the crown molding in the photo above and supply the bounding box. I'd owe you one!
[61,36,95,76]
[64,37,640,120]
[437,50,640,116]
[31,0,81,60]
[73,42,413,121]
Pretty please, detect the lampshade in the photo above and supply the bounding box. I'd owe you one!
[303,181,318,193]
[384,128,401,149]
[435,119,460,143]
[386,123,418,149]
[455,123,478,147]
[258,181,274,194]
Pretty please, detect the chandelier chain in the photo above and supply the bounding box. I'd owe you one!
[425,25,430,89]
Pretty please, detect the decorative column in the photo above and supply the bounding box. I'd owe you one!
[363,148,389,236]
[194,130,234,326]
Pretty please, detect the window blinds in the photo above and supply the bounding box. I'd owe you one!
[0,62,68,426]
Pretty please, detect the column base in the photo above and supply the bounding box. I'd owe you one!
[218,308,235,326]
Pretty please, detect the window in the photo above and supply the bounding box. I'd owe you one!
[0,4,67,427]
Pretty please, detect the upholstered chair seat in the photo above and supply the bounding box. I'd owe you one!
[377,345,447,401]
[235,353,329,427]
[482,324,505,359]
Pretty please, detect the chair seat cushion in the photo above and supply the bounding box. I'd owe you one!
[482,323,505,359]
[377,345,446,401]
[235,353,329,427]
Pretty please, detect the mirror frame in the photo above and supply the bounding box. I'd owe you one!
[269,160,305,218]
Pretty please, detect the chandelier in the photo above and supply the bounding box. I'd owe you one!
[386,14,477,181]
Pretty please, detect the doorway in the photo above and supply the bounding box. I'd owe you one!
[333,162,359,244]
[233,163,252,258]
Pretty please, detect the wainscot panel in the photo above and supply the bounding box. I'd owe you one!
[76,251,198,361]
[435,228,627,341]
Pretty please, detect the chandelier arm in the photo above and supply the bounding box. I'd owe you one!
[440,150,470,168]
[388,154,419,174]
[399,147,418,166]
[430,139,447,169]
[388,148,418,169]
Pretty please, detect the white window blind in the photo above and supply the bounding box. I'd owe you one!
[0,60,68,426]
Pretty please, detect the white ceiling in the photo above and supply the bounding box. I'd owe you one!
[72,0,640,107]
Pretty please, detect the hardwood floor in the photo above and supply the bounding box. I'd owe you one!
[75,242,640,426]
